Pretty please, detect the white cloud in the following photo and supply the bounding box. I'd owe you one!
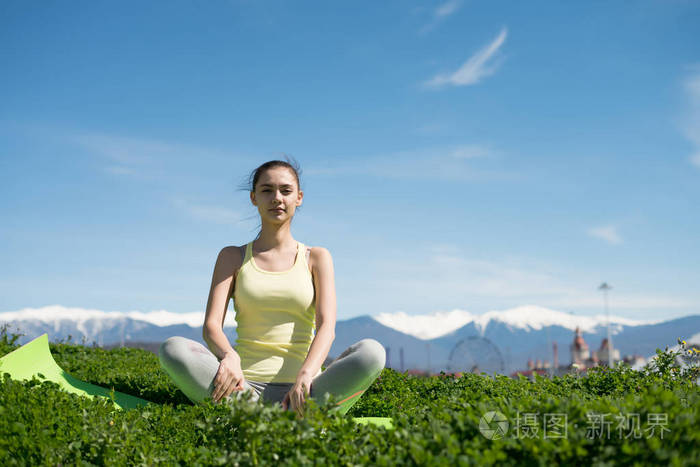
[546,294,697,310]
[682,69,700,168]
[304,143,509,182]
[416,122,449,135]
[588,225,622,245]
[68,130,255,181]
[420,0,463,34]
[448,144,492,159]
[104,165,138,176]
[171,198,241,225]
[425,27,508,88]
[350,244,696,320]
[435,0,462,18]
[71,132,169,176]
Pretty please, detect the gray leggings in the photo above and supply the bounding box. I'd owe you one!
[159,336,386,416]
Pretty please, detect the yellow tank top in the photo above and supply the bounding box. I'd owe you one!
[232,240,318,383]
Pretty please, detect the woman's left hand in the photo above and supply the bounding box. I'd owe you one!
[281,372,313,417]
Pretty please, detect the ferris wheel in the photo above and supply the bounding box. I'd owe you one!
[447,336,505,375]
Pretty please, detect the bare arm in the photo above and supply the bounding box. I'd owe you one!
[202,246,247,402]
[202,246,240,362]
[298,247,337,378]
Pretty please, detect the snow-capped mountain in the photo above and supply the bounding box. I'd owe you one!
[1,305,698,376]
[0,305,236,330]
[368,309,698,375]
[0,305,236,347]
[373,305,653,339]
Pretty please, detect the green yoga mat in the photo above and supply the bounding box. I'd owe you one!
[0,334,393,429]
[0,333,150,410]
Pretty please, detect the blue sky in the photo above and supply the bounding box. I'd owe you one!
[1,0,699,323]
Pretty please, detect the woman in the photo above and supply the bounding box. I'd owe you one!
[158,159,386,417]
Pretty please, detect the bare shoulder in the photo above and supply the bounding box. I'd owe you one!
[308,246,333,272]
[218,245,245,274]
[309,245,332,258]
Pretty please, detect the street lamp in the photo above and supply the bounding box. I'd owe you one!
[598,282,613,367]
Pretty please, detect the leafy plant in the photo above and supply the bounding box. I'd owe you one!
[1,326,699,466]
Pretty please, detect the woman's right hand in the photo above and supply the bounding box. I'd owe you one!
[211,353,245,403]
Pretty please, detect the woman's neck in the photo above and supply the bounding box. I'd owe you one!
[254,223,295,251]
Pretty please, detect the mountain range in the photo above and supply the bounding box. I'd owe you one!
[2,305,699,375]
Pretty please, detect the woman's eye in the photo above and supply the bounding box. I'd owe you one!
[261,189,291,194]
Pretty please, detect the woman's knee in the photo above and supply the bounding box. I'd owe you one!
[158,336,189,371]
[354,338,386,375]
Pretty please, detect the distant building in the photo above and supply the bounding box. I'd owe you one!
[512,326,629,378]
[570,327,590,365]
[595,338,620,364]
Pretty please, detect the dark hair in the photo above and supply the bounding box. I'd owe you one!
[245,156,302,193]
[237,156,303,236]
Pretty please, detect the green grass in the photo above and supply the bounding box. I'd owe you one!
[1,326,699,466]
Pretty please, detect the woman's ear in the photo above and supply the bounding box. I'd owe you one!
[250,191,257,206]
[296,190,303,206]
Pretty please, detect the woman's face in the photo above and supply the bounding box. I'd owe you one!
[251,167,303,223]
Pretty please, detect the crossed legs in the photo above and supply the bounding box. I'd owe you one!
[158,336,385,416]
